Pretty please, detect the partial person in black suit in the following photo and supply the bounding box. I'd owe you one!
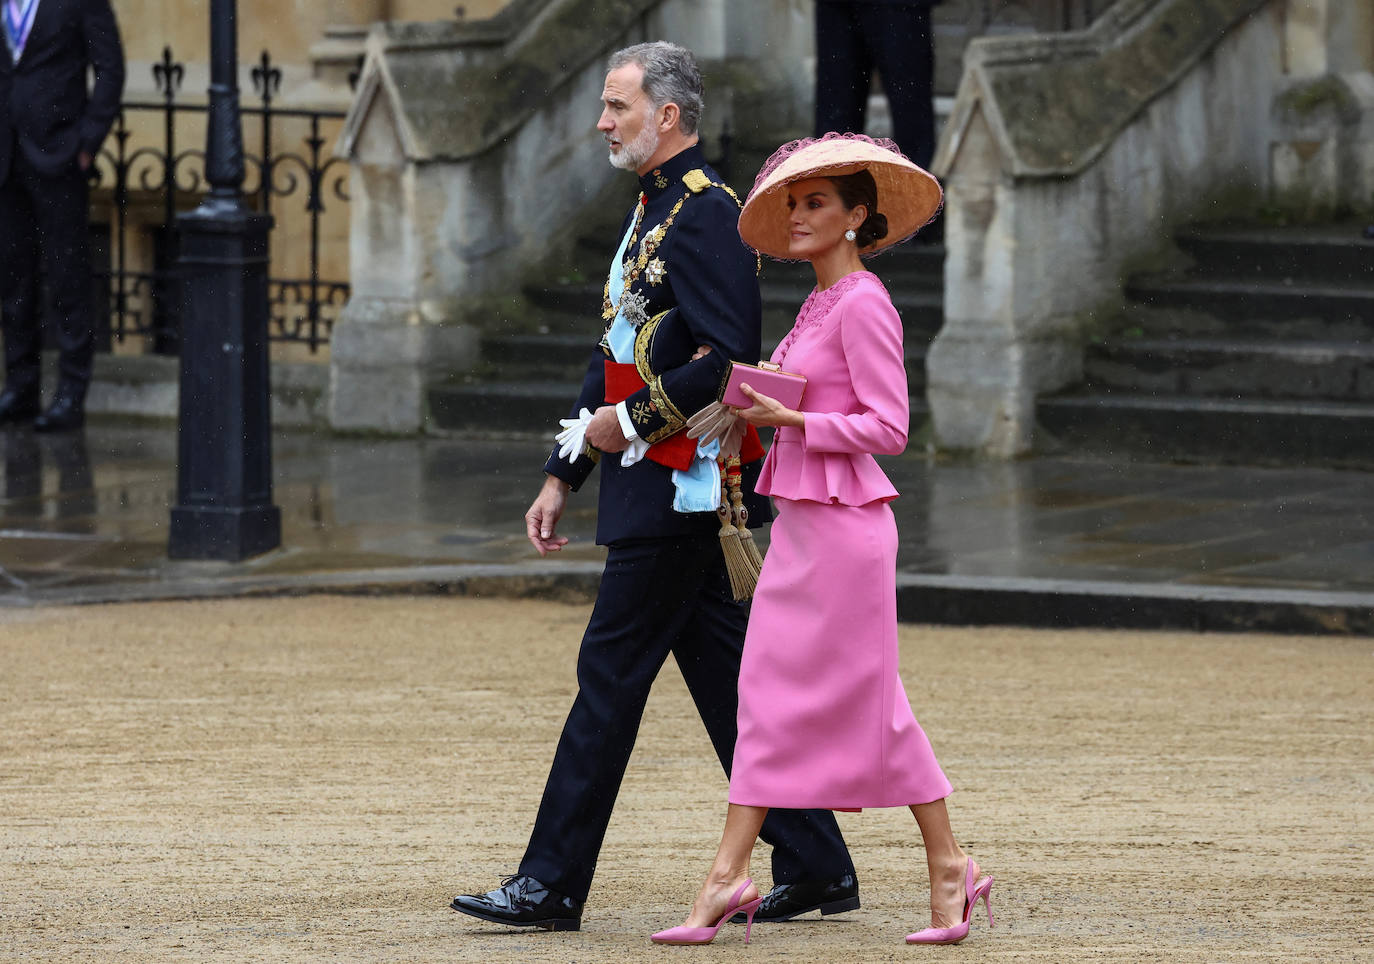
[814,0,942,170]
[450,41,859,933]
[0,0,124,432]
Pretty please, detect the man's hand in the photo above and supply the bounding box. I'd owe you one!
[525,475,572,556]
[585,404,630,453]
[78,151,92,172]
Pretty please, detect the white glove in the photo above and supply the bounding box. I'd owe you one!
[555,408,594,462]
[620,437,650,467]
[686,401,745,457]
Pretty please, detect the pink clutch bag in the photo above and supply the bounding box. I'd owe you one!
[722,361,806,410]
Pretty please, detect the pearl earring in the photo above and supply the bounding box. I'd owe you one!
[844,229,857,242]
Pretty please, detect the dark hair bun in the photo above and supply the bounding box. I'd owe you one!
[856,211,889,248]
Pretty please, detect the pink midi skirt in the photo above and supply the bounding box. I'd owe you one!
[729,497,952,810]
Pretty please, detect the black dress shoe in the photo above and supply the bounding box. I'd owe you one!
[731,873,860,923]
[450,874,582,931]
[0,387,40,424]
[33,395,85,433]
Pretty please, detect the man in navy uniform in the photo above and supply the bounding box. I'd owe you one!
[0,0,124,431]
[451,41,859,932]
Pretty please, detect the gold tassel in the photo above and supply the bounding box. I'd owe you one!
[716,458,762,601]
[717,502,756,601]
[731,492,765,574]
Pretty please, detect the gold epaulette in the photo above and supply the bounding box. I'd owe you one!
[684,169,744,211]
[683,169,711,194]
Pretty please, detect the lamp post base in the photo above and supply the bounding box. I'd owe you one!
[169,504,282,562]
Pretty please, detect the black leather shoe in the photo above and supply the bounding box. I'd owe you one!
[450,874,582,931]
[0,387,40,424]
[33,395,84,433]
[731,874,860,923]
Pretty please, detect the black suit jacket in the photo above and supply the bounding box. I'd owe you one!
[0,0,124,183]
[545,144,772,546]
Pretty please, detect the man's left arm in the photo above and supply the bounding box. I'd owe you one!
[619,191,762,445]
[79,0,126,162]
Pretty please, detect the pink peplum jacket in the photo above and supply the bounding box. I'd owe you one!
[755,271,907,506]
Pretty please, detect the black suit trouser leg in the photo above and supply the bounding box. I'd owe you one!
[814,2,872,138]
[862,4,937,169]
[0,168,43,396]
[814,4,937,168]
[519,534,853,902]
[0,156,95,399]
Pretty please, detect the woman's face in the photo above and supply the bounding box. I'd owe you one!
[785,177,865,260]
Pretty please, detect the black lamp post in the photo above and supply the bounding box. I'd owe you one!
[168,0,281,561]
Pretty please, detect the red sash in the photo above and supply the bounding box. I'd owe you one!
[604,361,764,470]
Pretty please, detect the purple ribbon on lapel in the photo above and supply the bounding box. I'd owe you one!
[3,0,40,62]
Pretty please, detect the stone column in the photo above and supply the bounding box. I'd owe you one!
[328,87,478,433]
[1271,0,1374,216]
[925,107,1083,457]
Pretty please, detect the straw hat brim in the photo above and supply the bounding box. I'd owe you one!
[738,141,943,260]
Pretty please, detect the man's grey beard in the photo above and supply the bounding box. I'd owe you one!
[608,116,660,171]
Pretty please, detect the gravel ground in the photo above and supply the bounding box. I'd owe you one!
[1,596,1370,962]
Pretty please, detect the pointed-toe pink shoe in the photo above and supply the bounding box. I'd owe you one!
[905,857,994,945]
[651,878,765,946]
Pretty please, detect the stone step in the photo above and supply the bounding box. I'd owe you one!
[758,246,946,289]
[1124,274,1374,326]
[472,334,930,391]
[1175,222,1374,285]
[429,380,584,436]
[1037,391,1374,467]
[524,281,944,345]
[566,236,944,292]
[1084,337,1374,401]
[475,332,597,381]
[430,378,930,437]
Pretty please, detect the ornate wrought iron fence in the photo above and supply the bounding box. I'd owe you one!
[91,47,349,354]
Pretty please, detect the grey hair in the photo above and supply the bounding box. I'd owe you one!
[607,41,704,136]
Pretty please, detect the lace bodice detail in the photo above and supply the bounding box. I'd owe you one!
[774,271,886,365]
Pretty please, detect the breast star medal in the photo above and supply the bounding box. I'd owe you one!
[620,288,650,330]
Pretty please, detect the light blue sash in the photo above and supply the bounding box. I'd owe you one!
[604,208,720,514]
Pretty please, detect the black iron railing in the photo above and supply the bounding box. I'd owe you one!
[91,46,349,354]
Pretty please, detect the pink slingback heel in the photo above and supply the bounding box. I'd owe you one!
[905,857,994,945]
[650,878,765,946]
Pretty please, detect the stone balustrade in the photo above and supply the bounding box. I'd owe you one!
[927,0,1374,456]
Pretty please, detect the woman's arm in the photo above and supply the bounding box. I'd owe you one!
[800,286,909,455]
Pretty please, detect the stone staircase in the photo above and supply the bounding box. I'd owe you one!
[1037,222,1374,467]
[430,233,945,437]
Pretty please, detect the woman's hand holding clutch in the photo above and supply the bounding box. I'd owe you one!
[733,383,804,429]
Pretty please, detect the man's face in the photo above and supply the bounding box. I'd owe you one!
[598,64,660,173]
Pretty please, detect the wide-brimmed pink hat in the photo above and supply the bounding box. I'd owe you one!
[738,132,943,260]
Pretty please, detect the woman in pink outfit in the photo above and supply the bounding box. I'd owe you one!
[651,134,992,948]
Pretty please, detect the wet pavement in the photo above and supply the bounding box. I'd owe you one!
[2,421,1372,632]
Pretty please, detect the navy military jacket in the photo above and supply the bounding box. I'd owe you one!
[544,144,772,546]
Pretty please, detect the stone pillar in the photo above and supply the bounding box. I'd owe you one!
[328,84,478,433]
[925,107,1082,457]
[1271,0,1374,217]
[927,0,1286,457]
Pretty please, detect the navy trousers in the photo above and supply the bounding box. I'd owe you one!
[520,533,855,902]
[815,2,937,169]
[0,150,96,400]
